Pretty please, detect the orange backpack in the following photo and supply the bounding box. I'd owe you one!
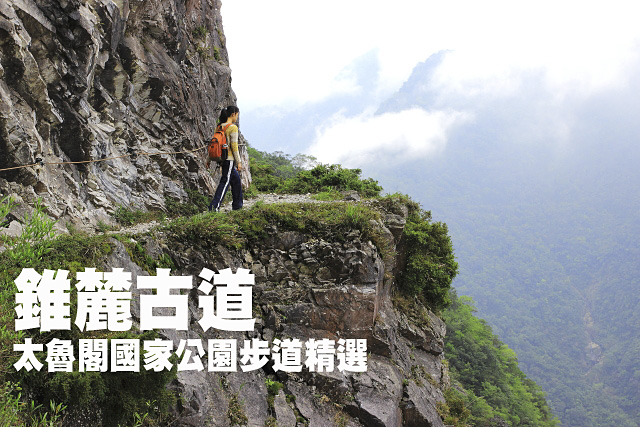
[208,123,231,162]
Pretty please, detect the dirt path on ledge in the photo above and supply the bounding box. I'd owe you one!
[110,192,354,236]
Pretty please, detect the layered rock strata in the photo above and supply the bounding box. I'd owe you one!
[0,0,250,228]
[91,201,450,427]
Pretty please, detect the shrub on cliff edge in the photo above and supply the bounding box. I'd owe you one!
[400,205,458,310]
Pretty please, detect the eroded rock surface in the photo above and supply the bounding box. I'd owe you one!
[1,3,452,425]
[0,0,250,229]
[97,201,450,427]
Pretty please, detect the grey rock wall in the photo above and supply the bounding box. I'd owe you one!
[0,0,250,227]
[103,201,450,427]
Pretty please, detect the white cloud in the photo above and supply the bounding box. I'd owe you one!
[222,0,640,111]
[307,108,471,168]
[429,1,640,99]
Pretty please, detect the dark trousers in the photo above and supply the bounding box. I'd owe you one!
[209,160,243,211]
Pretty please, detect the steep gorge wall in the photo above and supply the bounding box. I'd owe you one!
[0,0,249,227]
[1,3,453,425]
[97,200,451,427]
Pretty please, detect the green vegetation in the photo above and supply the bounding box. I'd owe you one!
[38,342,177,425]
[265,377,284,422]
[311,190,343,201]
[192,25,207,39]
[165,189,210,218]
[113,205,159,226]
[227,394,248,426]
[195,45,211,60]
[248,147,316,182]
[442,291,558,426]
[436,388,471,427]
[248,146,382,197]
[399,203,458,310]
[373,114,640,426]
[112,189,209,228]
[0,381,66,427]
[191,26,215,61]
[0,203,118,427]
[216,28,225,46]
[3,198,56,265]
[163,201,384,258]
[278,164,382,197]
[163,210,244,249]
[431,182,640,426]
[265,378,283,396]
[233,202,379,243]
[0,194,13,220]
[114,235,175,274]
[334,410,349,427]
[0,198,177,426]
[190,26,224,63]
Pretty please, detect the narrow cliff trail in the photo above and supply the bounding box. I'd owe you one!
[108,192,347,237]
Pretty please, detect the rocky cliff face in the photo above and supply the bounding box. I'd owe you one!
[93,199,451,427]
[0,0,249,228]
[1,3,452,425]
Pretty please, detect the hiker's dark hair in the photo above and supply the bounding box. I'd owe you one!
[219,105,239,124]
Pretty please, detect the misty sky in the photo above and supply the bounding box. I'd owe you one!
[221,0,640,168]
[220,5,640,424]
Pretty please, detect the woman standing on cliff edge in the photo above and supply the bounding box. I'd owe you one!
[207,106,243,211]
